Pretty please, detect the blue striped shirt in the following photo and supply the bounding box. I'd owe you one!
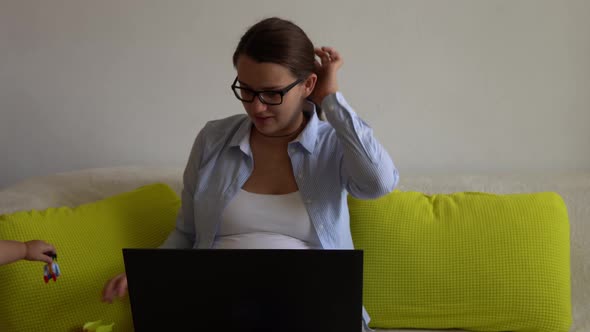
[161,92,399,327]
[162,91,398,249]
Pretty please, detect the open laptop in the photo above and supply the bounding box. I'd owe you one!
[122,248,363,332]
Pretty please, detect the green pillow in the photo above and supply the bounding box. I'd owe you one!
[349,191,572,332]
[0,183,180,332]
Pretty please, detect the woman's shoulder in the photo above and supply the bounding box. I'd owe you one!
[194,114,249,144]
[191,114,249,149]
[188,114,250,165]
[315,118,338,141]
[201,114,249,134]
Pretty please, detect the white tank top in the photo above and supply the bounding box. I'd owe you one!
[212,189,322,249]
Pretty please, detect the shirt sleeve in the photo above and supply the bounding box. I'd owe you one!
[321,92,399,199]
[159,128,207,249]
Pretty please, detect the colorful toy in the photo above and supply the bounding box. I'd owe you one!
[43,254,61,283]
[83,320,114,332]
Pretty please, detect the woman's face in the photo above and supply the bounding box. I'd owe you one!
[235,55,315,137]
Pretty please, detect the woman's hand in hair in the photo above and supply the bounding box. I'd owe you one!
[310,46,343,106]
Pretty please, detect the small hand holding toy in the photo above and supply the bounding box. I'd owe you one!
[43,253,61,283]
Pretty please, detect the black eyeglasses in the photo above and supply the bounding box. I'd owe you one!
[231,77,303,106]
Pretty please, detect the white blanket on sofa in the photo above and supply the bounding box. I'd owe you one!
[1,167,588,332]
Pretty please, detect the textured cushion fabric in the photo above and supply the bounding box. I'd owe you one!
[349,191,572,332]
[0,183,180,332]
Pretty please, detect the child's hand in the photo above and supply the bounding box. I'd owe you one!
[102,273,128,303]
[24,240,56,264]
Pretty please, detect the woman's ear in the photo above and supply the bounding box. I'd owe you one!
[302,73,317,98]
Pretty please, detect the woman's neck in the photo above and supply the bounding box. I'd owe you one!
[253,114,308,144]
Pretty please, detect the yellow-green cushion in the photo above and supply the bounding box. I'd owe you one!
[349,191,572,332]
[0,183,180,332]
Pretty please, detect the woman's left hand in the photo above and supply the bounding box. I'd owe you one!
[309,46,343,106]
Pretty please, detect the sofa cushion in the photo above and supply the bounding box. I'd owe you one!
[0,183,180,332]
[349,191,572,331]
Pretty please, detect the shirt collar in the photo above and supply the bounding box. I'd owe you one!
[292,99,319,154]
[228,118,252,155]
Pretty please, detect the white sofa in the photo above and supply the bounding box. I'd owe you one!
[1,167,588,331]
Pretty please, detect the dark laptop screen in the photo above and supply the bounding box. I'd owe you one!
[123,248,363,332]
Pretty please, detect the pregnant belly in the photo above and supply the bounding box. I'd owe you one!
[212,232,320,249]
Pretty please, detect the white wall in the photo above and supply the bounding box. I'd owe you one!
[1,0,589,188]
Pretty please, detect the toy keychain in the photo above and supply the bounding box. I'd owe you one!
[43,253,61,283]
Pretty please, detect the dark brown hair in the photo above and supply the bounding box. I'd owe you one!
[233,17,315,80]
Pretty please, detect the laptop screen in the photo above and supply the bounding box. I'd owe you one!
[123,248,363,332]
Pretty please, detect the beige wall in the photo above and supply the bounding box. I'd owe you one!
[1,0,589,187]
